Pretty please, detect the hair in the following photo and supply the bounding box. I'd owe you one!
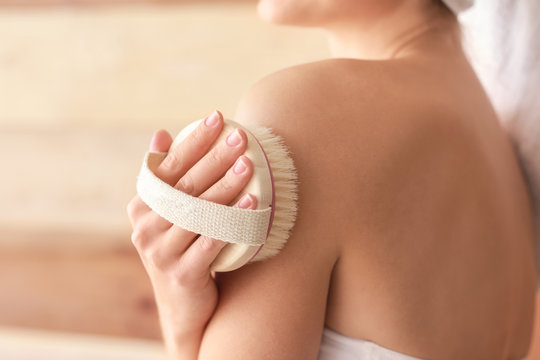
[459,0,540,278]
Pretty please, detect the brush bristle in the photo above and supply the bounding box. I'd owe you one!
[244,124,299,262]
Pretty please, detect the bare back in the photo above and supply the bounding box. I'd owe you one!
[299,57,537,360]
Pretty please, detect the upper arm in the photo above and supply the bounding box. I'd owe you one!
[198,67,341,360]
[197,58,458,359]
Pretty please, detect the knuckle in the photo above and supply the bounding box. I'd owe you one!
[126,197,140,218]
[162,151,181,170]
[176,173,194,194]
[148,248,166,269]
[190,126,205,144]
[198,236,219,252]
[130,228,148,248]
[216,177,235,193]
[130,215,154,248]
[208,146,226,166]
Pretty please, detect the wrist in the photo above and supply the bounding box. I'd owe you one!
[155,293,216,359]
[162,325,205,360]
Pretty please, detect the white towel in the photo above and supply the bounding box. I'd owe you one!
[460,0,540,280]
[441,0,474,14]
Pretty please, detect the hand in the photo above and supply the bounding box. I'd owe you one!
[126,110,257,354]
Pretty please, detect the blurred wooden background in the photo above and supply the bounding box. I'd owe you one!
[0,0,251,5]
[0,1,328,358]
[1,1,539,359]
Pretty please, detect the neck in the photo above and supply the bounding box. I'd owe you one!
[322,2,461,60]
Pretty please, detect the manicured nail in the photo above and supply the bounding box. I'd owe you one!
[226,129,242,147]
[238,194,253,208]
[149,132,159,151]
[205,110,220,127]
[233,156,248,174]
[149,129,169,152]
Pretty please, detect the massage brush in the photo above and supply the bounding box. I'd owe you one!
[136,117,298,272]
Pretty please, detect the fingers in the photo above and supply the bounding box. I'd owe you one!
[129,211,173,251]
[198,155,253,203]
[141,111,232,231]
[154,110,224,186]
[127,195,176,248]
[164,155,255,254]
[173,127,248,197]
[175,193,258,283]
[143,113,253,240]
[150,129,173,152]
[127,130,174,228]
[130,109,258,280]
[126,195,150,228]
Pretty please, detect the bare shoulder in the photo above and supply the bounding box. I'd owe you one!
[234,58,390,129]
[199,60,399,359]
[198,58,469,359]
[233,58,462,229]
[234,57,456,142]
[198,61,351,359]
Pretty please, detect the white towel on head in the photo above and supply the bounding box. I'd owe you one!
[441,0,474,14]
[460,0,540,283]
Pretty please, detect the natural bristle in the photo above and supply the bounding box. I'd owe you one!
[244,124,299,262]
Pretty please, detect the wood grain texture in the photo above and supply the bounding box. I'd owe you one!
[0,227,161,339]
[0,126,155,239]
[0,326,165,360]
[0,4,328,128]
[0,3,538,358]
[0,0,249,6]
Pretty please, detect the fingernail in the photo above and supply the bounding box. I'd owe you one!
[149,133,159,151]
[233,156,247,174]
[238,194,253,208]
[150,129,168,152]
[205,110,220,127]
[226,129,242,147]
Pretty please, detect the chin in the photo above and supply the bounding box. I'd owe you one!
[256,0,322,26]
[256,0,396,27]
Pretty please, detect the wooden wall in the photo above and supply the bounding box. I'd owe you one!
[0,2,538,359]
[0,0,250,6]
[0,2,327,357]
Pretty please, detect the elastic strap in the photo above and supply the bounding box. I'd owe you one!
[136,151,271,246]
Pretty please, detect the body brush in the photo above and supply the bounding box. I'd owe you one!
[136,117,298,272]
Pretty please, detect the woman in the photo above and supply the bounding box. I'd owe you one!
[126,0,538,359]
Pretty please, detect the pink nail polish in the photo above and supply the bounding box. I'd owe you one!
[238,194,253,208]
[149,133,159,151]
[226,130,242,146]
[205,110,220,127]
[233,157,247,174]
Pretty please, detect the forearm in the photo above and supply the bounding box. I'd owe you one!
[126,112,255,360]
[160,318,205,360]
[153,282,218,360]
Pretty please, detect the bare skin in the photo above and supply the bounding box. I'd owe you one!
[315,56,537,359]
[211,54,537,360]
[127,1,537,359]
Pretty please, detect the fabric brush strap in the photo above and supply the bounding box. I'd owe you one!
[136,151,272,246]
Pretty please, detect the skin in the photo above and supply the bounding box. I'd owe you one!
[127,1,537,359]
